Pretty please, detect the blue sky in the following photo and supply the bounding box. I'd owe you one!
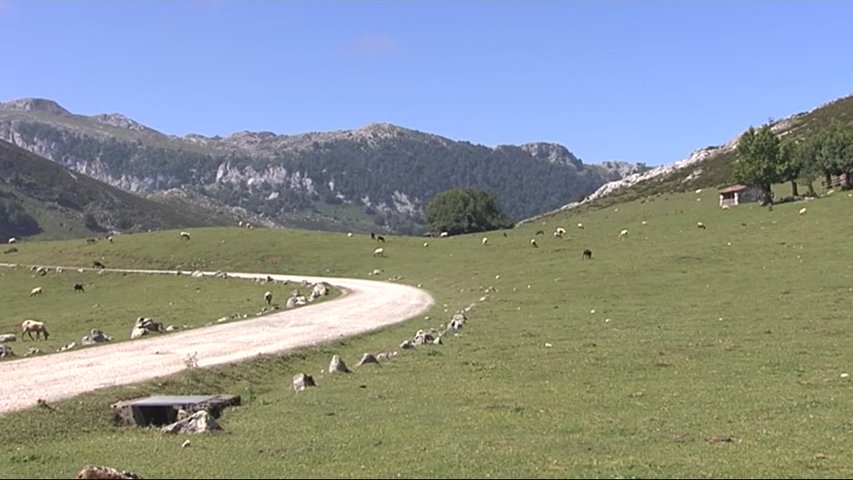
[1,1,851,167]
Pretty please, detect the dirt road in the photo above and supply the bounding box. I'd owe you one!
[0,268,434,415]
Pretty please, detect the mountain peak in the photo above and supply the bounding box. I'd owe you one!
[89,113,155,132]
[0,98,71,116]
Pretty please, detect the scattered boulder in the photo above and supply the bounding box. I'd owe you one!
[292,373,316,392]
[328,355,351,374]
[310,282,331,299]
[81,329,112,346]
[414,330,435,345]
[448,312,467,330]
[131,317,163,339]
[161,410,221,434]
[286,295,308,309]
[375,351,397,361]
[355,353,380,367]
[75,465,143,479]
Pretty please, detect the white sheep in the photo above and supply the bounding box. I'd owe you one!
[619,229,629,239]
[423,242,429,247]
[21,319,49,341]
[180,231,191,240]
[373,247,385,257]
[439,231,449,238]
[8,237,17,244]
[554,227,566,238]
[697,222,706,230]
[799,207,807,215]
[577,223,584,230]
[482,237,489,245]
[264,291,273,305]
[29,286,43,297]
[530,238,538,248]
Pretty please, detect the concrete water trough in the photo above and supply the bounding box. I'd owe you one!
[111,394,240,427]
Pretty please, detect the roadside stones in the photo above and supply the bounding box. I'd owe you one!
[161,410,221,434]
[328,354,351,374]
[292,373,316,392]
[355,353,379,367]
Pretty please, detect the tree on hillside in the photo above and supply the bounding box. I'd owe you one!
[789,136,821,196]
[734,124,781,204]
[777,141,801,197]
[425,188,514,235]
[815,122,853,189]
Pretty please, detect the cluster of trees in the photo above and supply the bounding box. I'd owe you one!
[734,122,853,202]
[0,197,39,236]
[425,188,513,235]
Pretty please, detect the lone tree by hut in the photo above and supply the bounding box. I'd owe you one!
[734,123,782,205]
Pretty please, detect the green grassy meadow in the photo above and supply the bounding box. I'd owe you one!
[1,189,852,478]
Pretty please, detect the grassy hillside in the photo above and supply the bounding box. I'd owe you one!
[0,139,230,240]
[0,189,851,478]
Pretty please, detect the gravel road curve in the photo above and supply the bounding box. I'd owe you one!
[0,267,434,416]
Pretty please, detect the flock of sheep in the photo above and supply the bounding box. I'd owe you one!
[6,197,819,360]
[4,229,331,359]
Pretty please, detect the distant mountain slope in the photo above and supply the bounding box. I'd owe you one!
[0,98,644,235]
[0,139,227,240]
[522,93,853,220]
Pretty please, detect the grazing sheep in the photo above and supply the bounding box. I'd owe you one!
[347,232,353,237]
[373,247,385,257]
[799,207,807,215]
[8,237,16,244]
[577,223,584,229]
[92,261,106,269]
[439,231,449,238]
[29,286,43,297]
[697,222,706,229]
[73,283,85,293]
[107,236,114,243]
[530,238,538,248]
[376,235,386,243]
[481,237,489,245]
[554,227,566,238]
[619,229,629,239]
[264,291,273,305]
[535,230,545,236]
[423,242,429,247]
[582,249,593,260]
[21,319,49,341]
[180,231,191,240]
